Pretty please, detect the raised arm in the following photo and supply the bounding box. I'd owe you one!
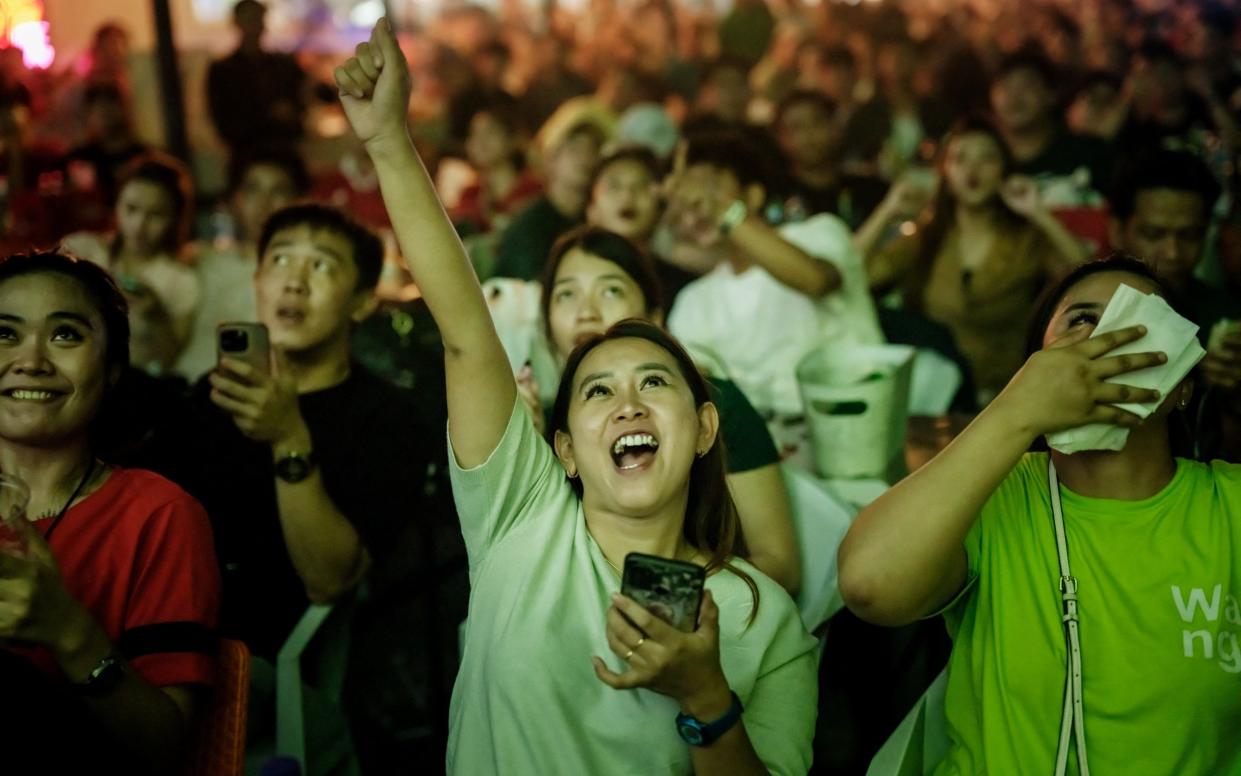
[838,326,1164,625]
[335,20,515,467]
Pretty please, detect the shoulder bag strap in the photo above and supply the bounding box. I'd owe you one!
[1048,459,1090,776]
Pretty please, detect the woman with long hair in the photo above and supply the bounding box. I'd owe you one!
[855,116,1091,402]
[61,151,201,373]
[533,225,800,592]
[839,255,1241,773]
[335,21,816,774]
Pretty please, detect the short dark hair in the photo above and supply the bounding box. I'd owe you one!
[995,46,1058,89]
[228,146,310,196]
[116,151,194,253]
[587,146,664,199]
[1109,149,1220,222]
[683,126,783,195]
[258,203,385,291]
[541,226,664,338]
[775,89,837,128]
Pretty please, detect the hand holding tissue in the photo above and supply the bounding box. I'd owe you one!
[1045,283,1205,454]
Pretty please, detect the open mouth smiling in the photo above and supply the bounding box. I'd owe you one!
[2,388,64,402]
[610,432,660,471]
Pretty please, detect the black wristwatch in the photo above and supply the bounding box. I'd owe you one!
[274,450,317,483]
[676,692,744,747]
[74,651,125,697]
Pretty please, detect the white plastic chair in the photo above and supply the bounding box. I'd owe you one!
[907,349,963,417]
[783,465,857,633]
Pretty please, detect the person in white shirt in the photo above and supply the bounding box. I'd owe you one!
[334,22,817,775]
[665,131,883,414]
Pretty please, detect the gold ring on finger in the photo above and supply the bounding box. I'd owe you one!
[634,637,645,650]
[623,648,635,661]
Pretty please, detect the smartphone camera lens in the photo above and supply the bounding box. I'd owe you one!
[220,329,249,353]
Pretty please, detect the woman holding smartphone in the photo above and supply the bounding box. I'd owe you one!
[839,256,1241,774]
[336,21,816,775]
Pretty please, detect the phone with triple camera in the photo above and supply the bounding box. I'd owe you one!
[217,322,270,376]
[621,552,706,633]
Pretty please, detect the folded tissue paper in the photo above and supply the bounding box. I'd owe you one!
[1045,283,1205,454]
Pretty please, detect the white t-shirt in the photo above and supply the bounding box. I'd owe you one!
[667,214,883,414]
[173,246,259,380]
[447,400,818,775]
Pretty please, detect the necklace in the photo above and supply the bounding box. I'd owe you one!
[32,459,98,543]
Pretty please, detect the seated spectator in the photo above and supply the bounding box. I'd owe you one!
[0,252,219,774]
[534,226,799,592]
[665,130,883,414]
[1109,148,1241,458]
[493,115,605,280]
[65,82,148,213]
[62,152,200,375]
[856,117,1091,402]
[0,91,68,252]
[839,255,1241,774]
[990,48,1112,210]
[449,97,542,235]
[175,147,308,380]
[336,26,818,772]
[1066,70,1127,141]
[774,90,888,229]
[158,204,461,765]
[692,56,754,127]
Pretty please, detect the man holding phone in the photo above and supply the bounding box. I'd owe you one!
[160,203,464,767]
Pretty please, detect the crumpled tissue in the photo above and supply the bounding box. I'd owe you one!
[1046,283,1205,454]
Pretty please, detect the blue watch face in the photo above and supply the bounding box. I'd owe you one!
[677,719,706,746]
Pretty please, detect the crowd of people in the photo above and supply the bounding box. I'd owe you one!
[1,0,1240,773]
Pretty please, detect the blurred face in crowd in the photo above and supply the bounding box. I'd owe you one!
[587,158,661,241]
[701,66,751,124]
[669,162,753,251]
[233,163,300,246]
[942,131,1006,208]
[234,1,267,44]
[255,225,373,355]
[84,95,128,139]
[1117,189,1207,286]
[546,130,602,198]
[877,41,916,92]
[991,67,1054,133]
[1131,56,1188,120]
[548,248,655,359]
[116,180,177,256]
[777,100,838,170]
[0,272,111,447]
[465,111,518,171]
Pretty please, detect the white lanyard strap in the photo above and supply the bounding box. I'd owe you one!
[1048,460,1090,776]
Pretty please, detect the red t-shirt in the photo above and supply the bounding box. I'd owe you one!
[8,468,220,687]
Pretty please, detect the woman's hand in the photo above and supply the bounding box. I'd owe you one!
[334,18,411,153]
[592,590,731,714]
[0,517,96,655]
[991,324,1167,440]
[877,172,935,224]
[999,174,1045,219]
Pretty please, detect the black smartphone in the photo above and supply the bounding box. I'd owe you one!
[217,322,270,376]
[621,552,706,633]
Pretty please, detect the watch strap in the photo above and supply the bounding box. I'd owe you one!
[73,650,125,696]
[676,691,743,746]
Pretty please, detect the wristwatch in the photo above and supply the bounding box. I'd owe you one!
[274,450,317,483]
[676,691,744,746]
[74,650,125,697]
[717,200,748,235]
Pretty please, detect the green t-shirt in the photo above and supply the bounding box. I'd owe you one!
[938,453,1241,775]
[447,399,818,775]
[709,377,779,474]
